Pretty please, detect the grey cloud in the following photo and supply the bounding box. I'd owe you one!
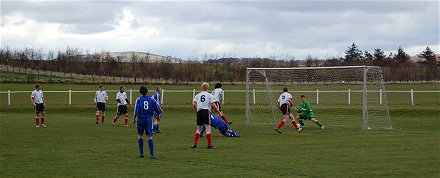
[1,1,125,34]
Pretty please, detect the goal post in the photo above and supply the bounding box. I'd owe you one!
[245,66,392,130]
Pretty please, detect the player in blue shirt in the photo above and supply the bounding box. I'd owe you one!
[132,86,162,158]
[152,86,162,133]
[201,114,240,137]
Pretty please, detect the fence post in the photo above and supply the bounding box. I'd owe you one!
[130,89,133,104]
[161,89,164,105]
[316,89,319,104]
[69,90,72,105]
[348,89,351,105]
[8,90,11,106]
[380,89,383,105]
[411,89,414,105]
[253,89,256,105]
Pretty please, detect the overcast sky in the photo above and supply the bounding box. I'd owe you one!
[1,0,439,60]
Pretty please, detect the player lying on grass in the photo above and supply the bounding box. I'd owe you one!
[295,95,324,130]
[200,114,240,137]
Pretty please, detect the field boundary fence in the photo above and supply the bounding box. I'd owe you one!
[1,89,439,106]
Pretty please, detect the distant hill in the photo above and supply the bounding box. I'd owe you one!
[108,51,181,63]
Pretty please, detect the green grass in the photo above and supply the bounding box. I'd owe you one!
[0,83,439,177]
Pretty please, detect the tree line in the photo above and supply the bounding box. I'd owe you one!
[0,44,438,84]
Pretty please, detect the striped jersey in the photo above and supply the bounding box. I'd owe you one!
[278,92,293,105]
[193,91,216,112]
[211,88,223,102]
[95,90,108,103]
[116,91,128,106]
[31,90,44,104]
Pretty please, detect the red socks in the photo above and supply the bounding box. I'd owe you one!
[220,115,229,123]
[193,133,200,145]
[95,114,99,122]
[291,120,299,130]
[35,118,39,126]
[101,115,105,122]
[207,134,212,146]
[124,118,128,125]
[276,120,286,129]
[41,117,45,124]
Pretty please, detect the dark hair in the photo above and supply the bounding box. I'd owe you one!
[140,86,148,96]
[120,85,124,89]
[215,83,222,89]
[283,87,288,92]
[35,84,40,89]
[99,85,104,89]
[301,95,305,98]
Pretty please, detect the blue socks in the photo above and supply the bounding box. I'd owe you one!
[138,138,144,155]
[148,139,154,156]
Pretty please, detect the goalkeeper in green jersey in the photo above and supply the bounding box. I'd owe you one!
[296,95,324,130]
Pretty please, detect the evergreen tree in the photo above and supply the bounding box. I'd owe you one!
[373,48,386,67]
[420,46,438,81]
[394,46,410,64]
[344,43,363,65]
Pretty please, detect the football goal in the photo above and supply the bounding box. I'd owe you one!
[245,66,392,130]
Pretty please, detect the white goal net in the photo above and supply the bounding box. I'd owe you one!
[245,66,392,130]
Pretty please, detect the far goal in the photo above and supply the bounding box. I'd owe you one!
[245,66,392,130]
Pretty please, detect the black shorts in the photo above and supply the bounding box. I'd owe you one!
[117,105,128,115]
[35,103,45,113]
[213,102,222,112]
[280,104,290,115]
[196,109,210,126]
[96,102,106,111]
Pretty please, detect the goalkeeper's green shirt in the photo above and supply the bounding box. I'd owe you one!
[299,101,314,119]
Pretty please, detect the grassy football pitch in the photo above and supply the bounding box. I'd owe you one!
[0,83,439,177]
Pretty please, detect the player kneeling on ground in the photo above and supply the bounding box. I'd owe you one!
[296,95,324,130]
[200,114,240,137]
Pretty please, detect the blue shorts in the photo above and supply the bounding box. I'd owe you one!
[137,118,154,136]
[216,122,228,135]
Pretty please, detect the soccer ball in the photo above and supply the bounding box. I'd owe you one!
[367,127,372,130]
